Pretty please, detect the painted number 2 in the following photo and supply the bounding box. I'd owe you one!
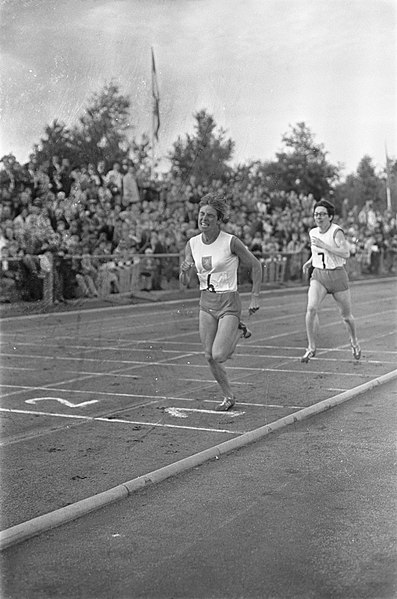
[318,252,326,268]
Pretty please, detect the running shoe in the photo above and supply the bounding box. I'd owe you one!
[215,397,236,411]
[351,343,361,360]
[238,321,252,339]
[300,348,316,363]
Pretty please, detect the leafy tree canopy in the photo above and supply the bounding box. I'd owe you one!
[168,109,235,185]
[257,122,340,201]
[31,82,134,169]
[333,155,392,212]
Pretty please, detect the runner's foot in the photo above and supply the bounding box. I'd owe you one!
[351,342,361,360]
[215,397,236,411]
[300,348,316,363]
[238,321,252,339]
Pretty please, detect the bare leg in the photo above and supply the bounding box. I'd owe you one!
[199,311,240,399]
[305,280,327,352]
[333,289,359,347]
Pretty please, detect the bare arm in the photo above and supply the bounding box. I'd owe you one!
[179,240,194,287]
[231,236,262,313]
[311,230,350,259]
[302,255,313,274]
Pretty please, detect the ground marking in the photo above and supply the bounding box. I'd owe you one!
[165,407,244,418]
[0,407,244,436]
[25,397,98,408]
[1,278,392,324]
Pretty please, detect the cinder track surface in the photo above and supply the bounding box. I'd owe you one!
[1,378,396,598]
[1,279,396,532]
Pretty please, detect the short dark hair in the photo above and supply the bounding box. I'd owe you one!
[199,193,229,223]
[314,200,335,218]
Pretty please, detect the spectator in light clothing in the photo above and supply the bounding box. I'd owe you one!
[122,165,140,206]
[105,162,123,193]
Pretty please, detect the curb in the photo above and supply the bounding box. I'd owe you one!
[1,369,396,550]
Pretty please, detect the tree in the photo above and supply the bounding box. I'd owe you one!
[262,122,340,200]
[73,81,132,167]
[334,155,385,211]
[31,82,134,168]
[31,120,75,165]
[168,110,235,185]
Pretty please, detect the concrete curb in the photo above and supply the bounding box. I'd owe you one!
[1,368,396,551]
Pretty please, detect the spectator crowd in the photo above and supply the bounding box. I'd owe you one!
[0,154,396,303]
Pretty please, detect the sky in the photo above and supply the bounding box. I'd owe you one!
[0,0,396,176]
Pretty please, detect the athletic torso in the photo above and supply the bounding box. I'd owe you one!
[310,222,346,269]
[190,230,238,292]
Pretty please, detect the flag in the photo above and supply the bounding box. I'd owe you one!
[151,47,160,142]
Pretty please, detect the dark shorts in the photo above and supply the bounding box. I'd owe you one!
[199,290,242,320]
[311,267,349,294]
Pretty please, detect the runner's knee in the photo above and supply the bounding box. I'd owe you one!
[211,348,228,363]
[204,350,214,363]
[342,312,354,324]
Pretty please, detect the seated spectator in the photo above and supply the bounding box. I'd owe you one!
[139,248,156,291]
[75,246,98,298]
[0,241,23,301]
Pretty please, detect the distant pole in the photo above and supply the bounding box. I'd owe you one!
[385,143,392,211]
[151,46,160,179]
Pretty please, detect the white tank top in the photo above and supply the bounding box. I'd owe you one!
[310,222,346,269]
[189,230,238,292]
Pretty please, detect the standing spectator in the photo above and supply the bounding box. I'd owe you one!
[122,164,140,207]
[47,155,62,192]
[59,158,72,196]
[105,162,123,194]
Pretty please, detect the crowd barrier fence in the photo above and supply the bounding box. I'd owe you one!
[1,248,396,306]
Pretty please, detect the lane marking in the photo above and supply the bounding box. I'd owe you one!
[165,407,187,418]
[165,407,245,418]
[0,408,244,436]
[1,278,393,326]
[25,397,98,408]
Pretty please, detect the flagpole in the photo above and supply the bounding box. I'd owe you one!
[385,143,391,211]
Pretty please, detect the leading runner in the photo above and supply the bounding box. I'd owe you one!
[180,193,263,411]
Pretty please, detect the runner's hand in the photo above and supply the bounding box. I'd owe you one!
[180,260,194,273]
[248,295,260,316]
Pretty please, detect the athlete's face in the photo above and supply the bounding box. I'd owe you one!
[198,205,220,234]
[313,208,332,232]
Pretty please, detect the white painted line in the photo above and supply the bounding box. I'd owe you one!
[94,416,244,434]
[165,407,188,418]
[1,276,392,325]
[0,384,313,410]
[203,400,303,409]
[0,408,244,438]
[180,378,251,386]
[25,398,98,408]
[165,407,244,418]
[2,367,396,551]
